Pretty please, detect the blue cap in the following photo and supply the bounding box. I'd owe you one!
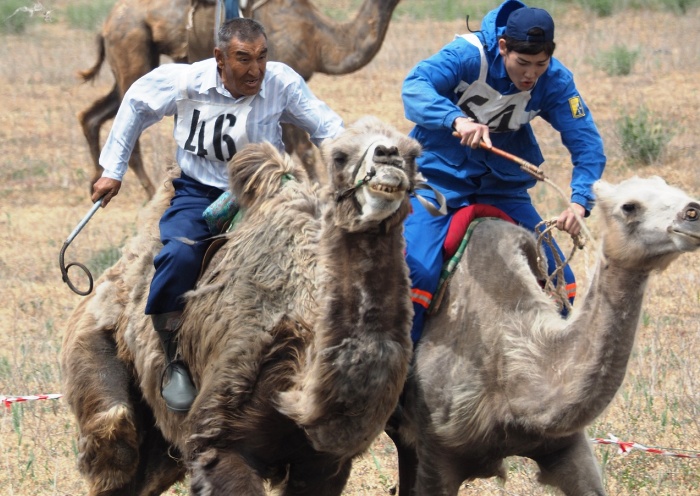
[505,7,555,42]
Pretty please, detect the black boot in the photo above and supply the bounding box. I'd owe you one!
[151,312,197,412]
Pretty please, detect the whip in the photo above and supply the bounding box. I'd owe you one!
[59,197,103,296]
[452,132,596,244]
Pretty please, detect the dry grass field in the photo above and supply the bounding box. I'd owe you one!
[1,1,699,495]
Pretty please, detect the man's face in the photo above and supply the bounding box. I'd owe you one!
[498,38,550,92]
[215,34,268,98]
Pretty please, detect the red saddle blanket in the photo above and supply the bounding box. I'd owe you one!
[443,204,515,260]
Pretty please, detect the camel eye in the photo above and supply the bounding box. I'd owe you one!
[621,202,637,214]
[332,151,349,169]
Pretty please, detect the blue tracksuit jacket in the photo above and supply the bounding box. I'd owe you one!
[402,0,606,342]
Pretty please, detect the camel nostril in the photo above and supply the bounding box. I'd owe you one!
[686,207,699,221]
[374,145,399,158]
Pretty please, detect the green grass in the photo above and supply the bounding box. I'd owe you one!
[63,0,115,30]
[616,107,673,165]
[594,45,640,76]
[88,245,123,279]
[576,0,616,16]
[322,0,576,22]
[0,0,45,34]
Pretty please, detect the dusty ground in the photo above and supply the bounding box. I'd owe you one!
[1,2,699,495]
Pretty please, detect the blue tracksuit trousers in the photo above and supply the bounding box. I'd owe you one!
[145,173,225,315]
[224,0,240,19]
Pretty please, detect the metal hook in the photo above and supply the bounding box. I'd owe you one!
[59,197,103,296]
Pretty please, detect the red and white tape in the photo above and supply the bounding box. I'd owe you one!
[1,394,63,408]
[592,433,700,459]
[2,396,698,460]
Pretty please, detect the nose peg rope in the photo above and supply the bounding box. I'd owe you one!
[336,141,378,202]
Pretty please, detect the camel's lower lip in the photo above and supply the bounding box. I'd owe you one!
[670,228,700,241]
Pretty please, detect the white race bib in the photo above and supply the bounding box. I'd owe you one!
[174,86,253,164]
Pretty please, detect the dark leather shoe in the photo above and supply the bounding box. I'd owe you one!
[161,360,197,412]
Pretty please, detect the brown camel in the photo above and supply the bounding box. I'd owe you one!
[60,116,419,495]
[77,0,401,197]
[385,175,700,495]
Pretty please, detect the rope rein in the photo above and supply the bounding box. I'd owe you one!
[534,219,586,313]
[517,154,595,314]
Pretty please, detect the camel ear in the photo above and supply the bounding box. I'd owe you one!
[592,179,613,201]
[647,175,669,188]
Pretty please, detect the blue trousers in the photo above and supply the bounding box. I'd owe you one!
[145,174,225,315]
[224,0,240,19]
[405,197,575,344]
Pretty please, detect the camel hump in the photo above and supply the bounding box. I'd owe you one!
[227,142,308,209]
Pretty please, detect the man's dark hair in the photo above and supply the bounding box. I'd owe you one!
[501,28,556,56]
[217,18,267,52]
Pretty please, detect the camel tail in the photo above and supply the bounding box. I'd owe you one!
[78,34,106,82]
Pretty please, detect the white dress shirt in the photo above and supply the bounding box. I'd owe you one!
[99,59,344,190]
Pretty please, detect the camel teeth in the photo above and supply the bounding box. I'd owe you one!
[371,184,400,194]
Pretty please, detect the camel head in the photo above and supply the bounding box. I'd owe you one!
[322,116,421,232]
[226,141,309,211]
[594,175,700,271]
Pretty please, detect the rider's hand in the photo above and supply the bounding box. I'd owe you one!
[92,177,122,207]
[452,117,492,149]
[557,203,586,236]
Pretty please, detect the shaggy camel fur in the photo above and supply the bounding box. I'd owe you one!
[386,176,700,496]
[61,116,419,495]
[77,0,401,196]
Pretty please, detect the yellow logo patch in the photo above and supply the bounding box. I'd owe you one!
[568,96,585,118]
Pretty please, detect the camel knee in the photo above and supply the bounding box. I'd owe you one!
[128,142,156,199]
[78,404,140,492]
[189,448,266,496]
[534,434,604,496]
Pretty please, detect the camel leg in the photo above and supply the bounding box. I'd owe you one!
[411,442,465,496]
[128,140,157,199]
[61,318,141,493]
[283,457,353,496]
[85,415,184,496]
[531,431,605,496]
[77,84,120,195]
[384,422,418,496]
[63,299,184,495]
[77,84,155,200]
[189,448,267,496]
[119,408,186,496]
[282,124,318,183]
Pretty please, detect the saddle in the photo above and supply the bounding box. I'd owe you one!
[198,192,241,279]
[443,204,514,259]
[199,202,516,306]
[429,204,514,314]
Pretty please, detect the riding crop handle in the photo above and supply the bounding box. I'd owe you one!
[451,131,545,181]
[59,197,103,296]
